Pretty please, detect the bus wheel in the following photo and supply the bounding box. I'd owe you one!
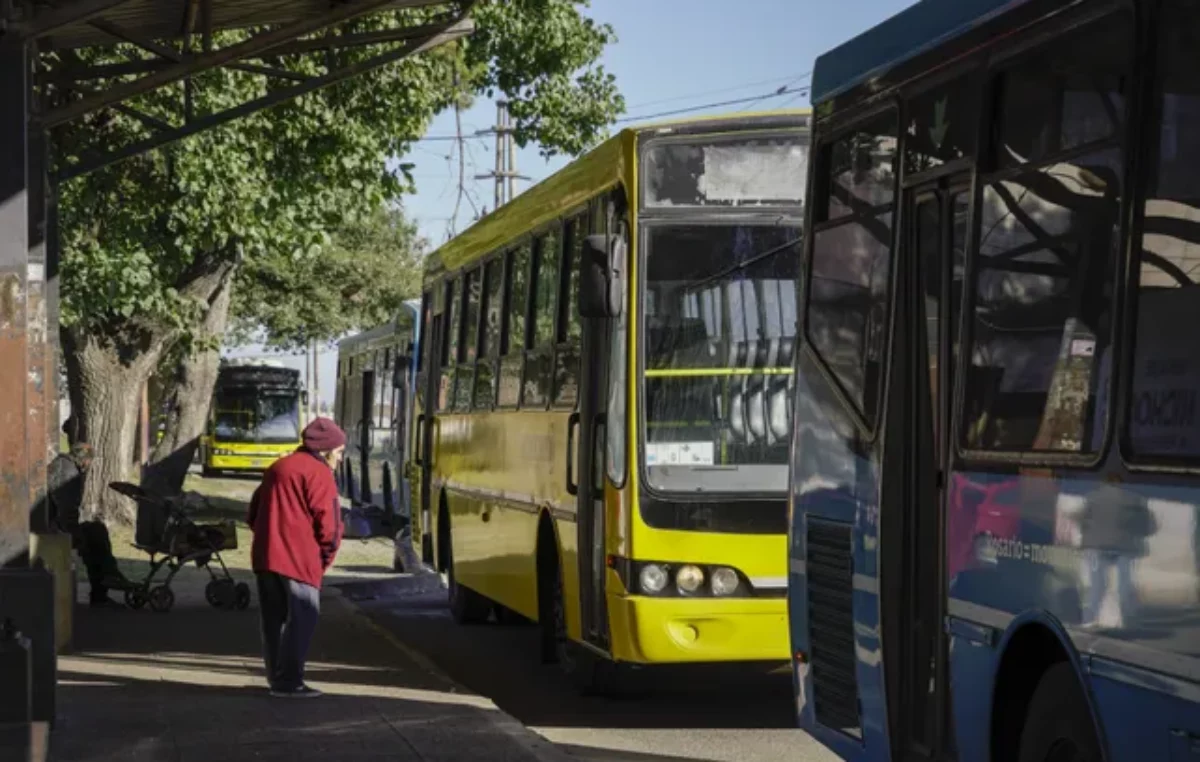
[493,603,530,626]
[446,531,489,625]
[549,559,625,697]
[1018,662,1102,762]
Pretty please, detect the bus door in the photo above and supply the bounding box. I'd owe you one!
[359,366,375,505]
[887,177,968,760]
[575,210,626,650]
[417,290,445,566]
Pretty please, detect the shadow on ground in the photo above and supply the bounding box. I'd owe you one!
[53,588,734,762]
[338,579,799,734]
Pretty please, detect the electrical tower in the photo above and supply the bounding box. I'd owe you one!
[475,100,529,209]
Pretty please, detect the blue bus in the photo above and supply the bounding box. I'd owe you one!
[787,1,1200,760]
[334,298,422,568]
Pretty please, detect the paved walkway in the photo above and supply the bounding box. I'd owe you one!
[49,571,566,762]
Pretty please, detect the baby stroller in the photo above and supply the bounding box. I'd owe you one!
[108,481,251,614]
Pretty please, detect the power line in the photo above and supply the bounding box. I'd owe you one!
[624,72,811,111]
[616,86,810,124]
[739,72,813,113]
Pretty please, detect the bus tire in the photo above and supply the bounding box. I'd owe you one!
[445,526,489,625]
[547,556,625,697]
[1018,662,1102,762]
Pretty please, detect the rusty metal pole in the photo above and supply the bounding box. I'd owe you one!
[0,40,32,567]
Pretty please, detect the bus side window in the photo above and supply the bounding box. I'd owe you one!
[475,256,504,411]
[805,114,898,427]
[440,277,461,412]
[499,242,530,407]
[553,214,585,408]
[961,15,1128,453]
[415,290,432,411]
[457,268,481,412]
[1126,2,1200,461]
[523,226,560,408]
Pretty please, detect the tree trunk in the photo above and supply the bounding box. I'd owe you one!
[62,252,238,521]
[143,268,235,495]
[62,327,165,524]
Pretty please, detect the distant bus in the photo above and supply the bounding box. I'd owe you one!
[410,110,811,691]
[787,1,1200,761]
[201,362,306,475]
[333,300,421,564]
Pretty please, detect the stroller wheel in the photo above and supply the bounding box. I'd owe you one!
[148,585,175,613]
[206,579,236,609]
[125,589,148,610]
[234,582,251,610]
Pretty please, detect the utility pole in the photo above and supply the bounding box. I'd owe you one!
[475,100,529,209]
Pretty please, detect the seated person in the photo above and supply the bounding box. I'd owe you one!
[48,442,131,608]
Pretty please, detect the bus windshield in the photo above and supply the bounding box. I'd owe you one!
[642,224,801,494]
[213,388,301,444]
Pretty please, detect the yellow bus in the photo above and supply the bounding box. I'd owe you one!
[200,361,307,476]
[408,110,811,691]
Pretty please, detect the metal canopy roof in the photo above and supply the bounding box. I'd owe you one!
[1,0,476,181]
[9,0,448,50]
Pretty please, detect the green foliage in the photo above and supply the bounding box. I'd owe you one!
[230,205,426,351]
[53,0,623,344]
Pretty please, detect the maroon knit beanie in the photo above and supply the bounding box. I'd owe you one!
[302,417,346,452]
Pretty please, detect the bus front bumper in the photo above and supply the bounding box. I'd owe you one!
[608,594,789,664]
[207,454,285,471]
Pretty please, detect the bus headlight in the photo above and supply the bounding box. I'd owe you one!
[675,565,704,595]
[639,564,669,595]
[711,567,739,596]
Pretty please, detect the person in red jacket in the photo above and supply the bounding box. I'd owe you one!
[247,417,346,698]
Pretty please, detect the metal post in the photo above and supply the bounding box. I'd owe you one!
[0,41,32,567]
[493,101,503,210]
[26,58,50,537]
[504,106,515,204]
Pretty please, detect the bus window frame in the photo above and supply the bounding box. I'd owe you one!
[1114,0,1200,475]
[499,236,534,411]
[800,104,901,443]
[550,204,590,411]
[475,251,505,413]
[950,6,1134,470]
[439,276,461,413]
[523,220,565,412]
[456,266,482,413]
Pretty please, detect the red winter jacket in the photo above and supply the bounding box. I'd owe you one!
[247,449,342,589]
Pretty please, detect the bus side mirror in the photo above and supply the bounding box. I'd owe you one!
[580,234,625,319]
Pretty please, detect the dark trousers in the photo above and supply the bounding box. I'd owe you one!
[76,520,121,603]
[256,572,320,690]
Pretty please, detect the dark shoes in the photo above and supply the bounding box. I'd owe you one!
[269,684,323,699]
[89,596,124,609]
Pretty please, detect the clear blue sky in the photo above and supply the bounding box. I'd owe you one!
[230,0,914,404]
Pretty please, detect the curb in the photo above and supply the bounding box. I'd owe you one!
[327,585,574,762]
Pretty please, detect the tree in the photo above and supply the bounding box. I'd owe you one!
[231,204,426,351]
[55,0,623,521]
